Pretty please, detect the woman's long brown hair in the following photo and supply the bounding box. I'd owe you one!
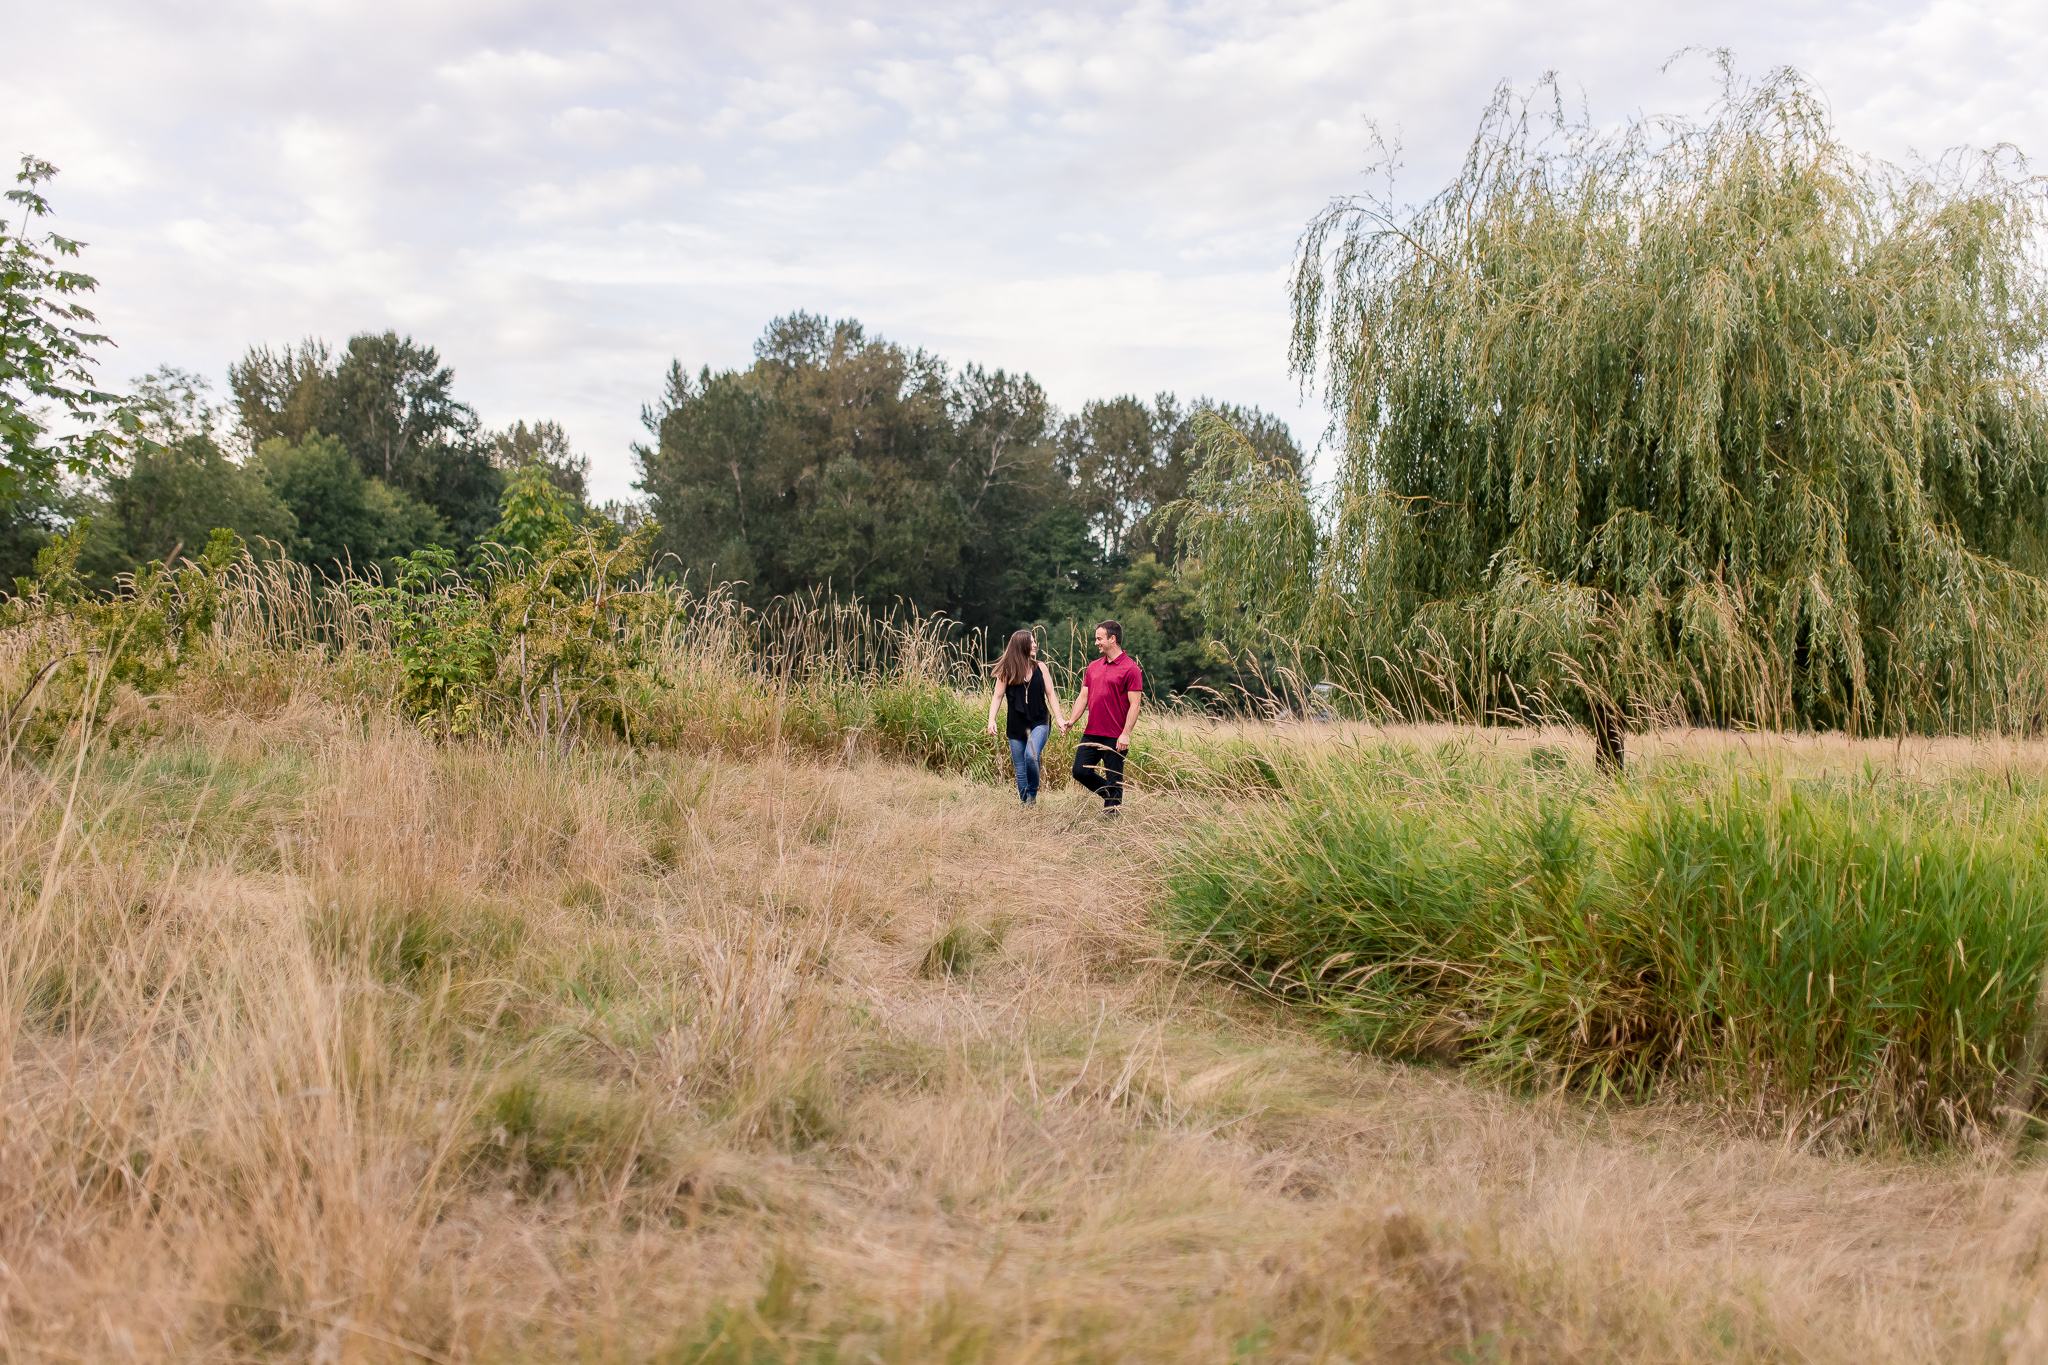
[995,630,1038,686]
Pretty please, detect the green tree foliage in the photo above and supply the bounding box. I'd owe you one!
[492,419,590,503]
[1103,557,1222,699]
[638,312,1302,667]
[1190,65,2048,742]
[226,337,332,448]
[1,157,146,582]
[637,314,1067,623]
[257,433,442,576]
[230,331,502,545]
[946,364,1104,630]
[76,368,296,586]
[490,463,579,553]
[1173,409,1322,653]
[0,157,140,508]
[1062,395,1304,565]
[85,436,294,582]
[1060,394,1168,558]
[3,524,245,742]
[352,525,664,740]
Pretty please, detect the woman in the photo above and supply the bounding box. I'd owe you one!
[985,629,1066,805]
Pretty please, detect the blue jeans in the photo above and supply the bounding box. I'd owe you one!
[1009,725,1050,802]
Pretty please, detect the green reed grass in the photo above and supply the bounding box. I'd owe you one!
[1165,745,2048,1140]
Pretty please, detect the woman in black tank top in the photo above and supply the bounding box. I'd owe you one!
[984,629,1067,804]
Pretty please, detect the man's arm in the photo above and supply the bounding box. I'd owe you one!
[1117,691,1142,751]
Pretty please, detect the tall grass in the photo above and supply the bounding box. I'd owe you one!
[20,538,2048,1145]
[1165,741,2048,1140]
[17,558,2048,1355]
[195,542,1322,794]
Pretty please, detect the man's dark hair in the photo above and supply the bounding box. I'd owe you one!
[1095,620,1123,644]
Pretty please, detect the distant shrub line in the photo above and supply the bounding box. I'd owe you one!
[4,523,1320,794]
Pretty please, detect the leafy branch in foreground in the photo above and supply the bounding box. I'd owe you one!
[1,156,144,509]
[1194,62,2048,753]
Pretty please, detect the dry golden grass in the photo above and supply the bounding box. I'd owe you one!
[1149,712,2048,781]
[9,683,2048,1362]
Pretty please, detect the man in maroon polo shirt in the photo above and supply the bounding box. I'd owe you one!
[1065,619,1143,814]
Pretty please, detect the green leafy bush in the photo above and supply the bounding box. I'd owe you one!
[3,522,244,744]
[351,522,666,740]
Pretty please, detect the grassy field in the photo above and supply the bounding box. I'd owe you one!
[10,663,2048,1361]
[12,549,2048,1359]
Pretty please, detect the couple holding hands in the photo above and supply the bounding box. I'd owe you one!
[984,621,1144,814]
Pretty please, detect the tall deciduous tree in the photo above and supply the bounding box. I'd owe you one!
[947,363,1102,631]
[1063,395,1303,565]
[225,338,333,449]
[492,419,589,503]
[1189,65,2048,752]
[637,314,965,607]
[1,157,145,580]
[0,158,139,506]
[230,331,502,547]
[639,313,1305,656]
[257,433,443,577]
[1059,395,1169,558]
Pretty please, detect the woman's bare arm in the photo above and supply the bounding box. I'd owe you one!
[1041,661,1067,730]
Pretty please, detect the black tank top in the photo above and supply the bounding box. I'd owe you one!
[1004,666,1049,740]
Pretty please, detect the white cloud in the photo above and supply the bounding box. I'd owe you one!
[513,164,707,227]
[7,0,2046,500]
[434,47,626,99]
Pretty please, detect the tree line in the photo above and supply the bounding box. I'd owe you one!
[634,311,1301,690]
[2,335,601,593]
[22,61,2048,747]
[1,160,1302,702]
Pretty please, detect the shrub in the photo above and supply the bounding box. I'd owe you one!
[351,523,666,741]
[2,523,244,745]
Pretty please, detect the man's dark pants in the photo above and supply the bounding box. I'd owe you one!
[1072,734,1126,807]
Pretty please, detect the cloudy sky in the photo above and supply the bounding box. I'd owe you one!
[12,0,2047,499]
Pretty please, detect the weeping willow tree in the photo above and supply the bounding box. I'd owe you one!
[1181,65,2048,757]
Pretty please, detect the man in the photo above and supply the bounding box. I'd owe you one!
[1065,620,1143,815]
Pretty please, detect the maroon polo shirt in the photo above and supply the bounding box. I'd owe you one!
[1081,652,1144,737]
